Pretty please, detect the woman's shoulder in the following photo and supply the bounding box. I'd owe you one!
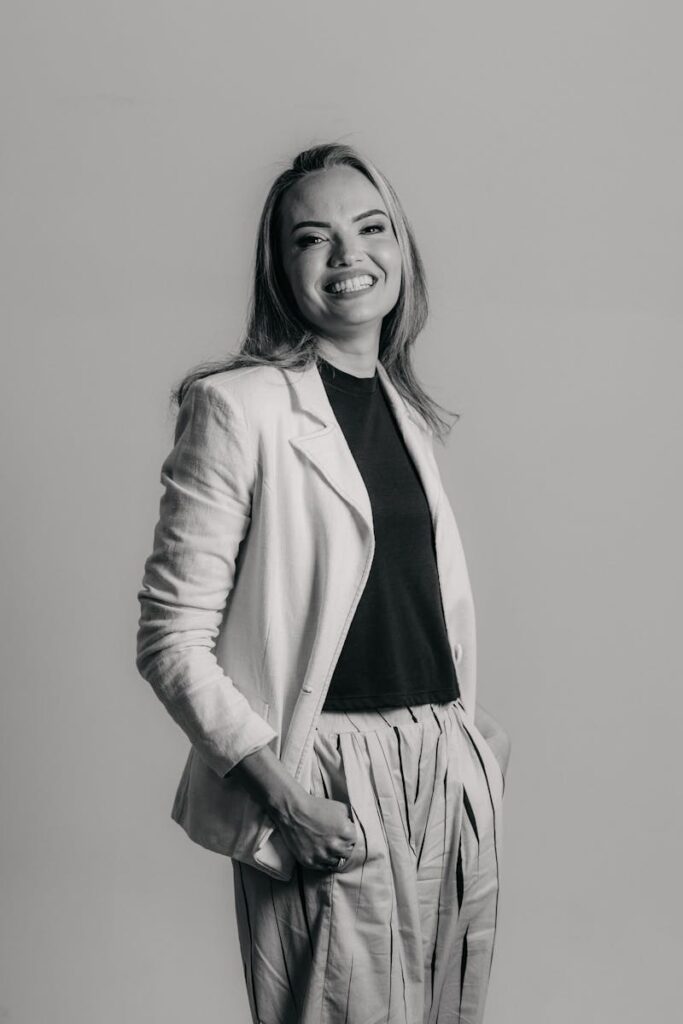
[197,363,291,419]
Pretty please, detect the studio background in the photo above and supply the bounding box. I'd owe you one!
[1,2,681,1022]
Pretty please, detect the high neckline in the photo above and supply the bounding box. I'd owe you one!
[318,356,379,395]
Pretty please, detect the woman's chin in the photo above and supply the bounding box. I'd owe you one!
[315,301,395,331]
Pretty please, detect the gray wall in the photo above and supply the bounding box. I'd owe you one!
[1,2,681,1021]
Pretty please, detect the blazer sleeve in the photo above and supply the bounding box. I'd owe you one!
[135,376,278,777]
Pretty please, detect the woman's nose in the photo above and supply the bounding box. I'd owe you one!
[329,236,362,266]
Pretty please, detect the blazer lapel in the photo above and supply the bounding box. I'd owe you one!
[375,361,443,529]
[281,360,442,537]
[283,363,374,532]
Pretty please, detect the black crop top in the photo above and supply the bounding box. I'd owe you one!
[318,356,460,711]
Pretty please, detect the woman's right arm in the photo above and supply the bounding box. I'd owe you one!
[136,377,356,869]
[136,378,279,778]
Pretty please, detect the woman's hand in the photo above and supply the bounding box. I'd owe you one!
[228,743,358,871]
[271,792,358,872]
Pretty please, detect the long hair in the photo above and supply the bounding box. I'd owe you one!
[172,143,459,440]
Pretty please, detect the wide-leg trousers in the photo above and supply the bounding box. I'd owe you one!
[232,696,504,1024]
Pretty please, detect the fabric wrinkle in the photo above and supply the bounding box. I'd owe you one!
[232,699,503,1023]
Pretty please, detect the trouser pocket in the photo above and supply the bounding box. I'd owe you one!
[311,731,365,874]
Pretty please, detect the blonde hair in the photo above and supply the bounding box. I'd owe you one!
[173,142,459,440]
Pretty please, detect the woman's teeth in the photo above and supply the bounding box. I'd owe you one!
[326,275,376,295]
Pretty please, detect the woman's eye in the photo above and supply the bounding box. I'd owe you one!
[296,223,385,248]
[298,234,325,248]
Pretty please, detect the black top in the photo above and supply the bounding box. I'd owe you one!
[318,356,460,710]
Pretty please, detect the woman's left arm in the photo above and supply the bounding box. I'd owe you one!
[474,702,512,782]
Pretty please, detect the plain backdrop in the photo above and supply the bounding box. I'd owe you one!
[1,2,681,1022]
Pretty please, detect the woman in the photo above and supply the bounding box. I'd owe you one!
[137,143,511,1024]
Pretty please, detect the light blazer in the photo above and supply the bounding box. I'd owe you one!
[136,359,480,882]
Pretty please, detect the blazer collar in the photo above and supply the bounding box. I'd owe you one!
[280,359,433,436]
[281,360,440,537]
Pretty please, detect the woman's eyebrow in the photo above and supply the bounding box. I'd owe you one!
[291,209,389,233]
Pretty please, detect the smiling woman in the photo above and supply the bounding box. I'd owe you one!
[136,142,510,1024]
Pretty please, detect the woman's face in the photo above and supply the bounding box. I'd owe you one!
[277,165,403,343]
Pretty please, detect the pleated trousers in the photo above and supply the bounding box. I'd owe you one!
[232,697,504,1024]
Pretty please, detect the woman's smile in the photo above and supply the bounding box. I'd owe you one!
[323,272,379,297]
